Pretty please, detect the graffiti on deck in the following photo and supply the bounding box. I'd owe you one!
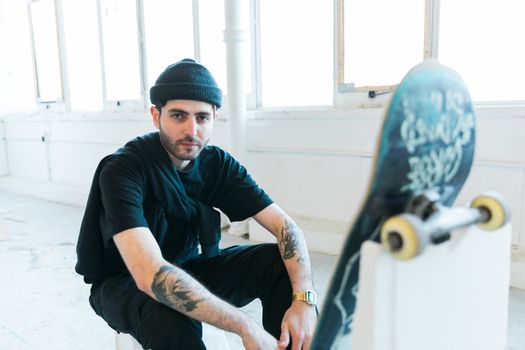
[400,90,474,193]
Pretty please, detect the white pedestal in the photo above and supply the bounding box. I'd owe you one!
[228,220,249,236]
[351,224,512,350]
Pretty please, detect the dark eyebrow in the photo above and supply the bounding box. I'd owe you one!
[166,108,189,115]
[166,108,211,117]
[196,111,212,117]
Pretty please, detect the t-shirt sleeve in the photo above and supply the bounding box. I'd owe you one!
[98,155,149,244]
[212,150,273,222]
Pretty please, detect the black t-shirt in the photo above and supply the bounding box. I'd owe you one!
[77,132,273,282]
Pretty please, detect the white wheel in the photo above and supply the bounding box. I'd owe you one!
[470,192,510,231]
[380,213,425,260]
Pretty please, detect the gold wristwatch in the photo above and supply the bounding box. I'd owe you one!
[292,290,318,306]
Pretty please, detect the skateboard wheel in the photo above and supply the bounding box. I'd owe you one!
[380,214,425,260]
[470,192,511,231]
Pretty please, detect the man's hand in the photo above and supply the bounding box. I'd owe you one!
[240,318,280,350]
[278,301,318,350]
[253,204,317,349]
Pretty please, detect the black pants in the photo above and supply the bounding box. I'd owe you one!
[89,243,292,350]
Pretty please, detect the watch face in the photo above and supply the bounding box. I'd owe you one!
[306,291,317,305]
[293,290,317,306]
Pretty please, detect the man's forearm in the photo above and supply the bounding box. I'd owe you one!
[276,218,314,292]
[150,264,251,335]
[151,265,207,313]
[114,228,275,346]
[254,205,318,348]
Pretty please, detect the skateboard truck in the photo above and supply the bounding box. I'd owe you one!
[380,191,510,260]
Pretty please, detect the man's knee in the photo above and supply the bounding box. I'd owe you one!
[255,243,286,272]
[90,275,205,350]
[134,303,205,350]
[253,244,292,296]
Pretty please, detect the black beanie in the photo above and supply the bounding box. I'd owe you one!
[149,59,222,108]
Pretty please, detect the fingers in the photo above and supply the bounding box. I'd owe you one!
[280,328,314,350]
[291,330,304,350]
[303,333,313,350]
[280,306,317,350]
[279,324,290,349]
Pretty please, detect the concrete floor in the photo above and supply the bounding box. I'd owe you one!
[0,191,523,349]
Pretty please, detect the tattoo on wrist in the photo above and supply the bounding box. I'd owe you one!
[279,219,305,263]
[151,265,204,313]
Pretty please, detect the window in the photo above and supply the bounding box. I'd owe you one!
[4,0,524,116]
[198,0,228,94]
[0,0,36,114]
[143,0,194,89]
[29,0,63,103]
[342,0,425,88]
[259,0,333,107]
[62,0,103,111]
[99,0,142,102]
[439,0,525,102]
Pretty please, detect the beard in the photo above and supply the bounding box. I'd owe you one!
[158,127,209,163]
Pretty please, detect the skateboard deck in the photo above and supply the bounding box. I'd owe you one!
[311,61,476,349]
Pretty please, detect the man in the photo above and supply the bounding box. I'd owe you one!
[75,59,317,349]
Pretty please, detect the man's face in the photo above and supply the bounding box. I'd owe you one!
[151,99,216,169]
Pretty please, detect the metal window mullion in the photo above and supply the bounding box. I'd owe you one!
[335,0,357,94]
[252,0,261,108]
[334,0,345,96]
[55,0,70,110]
[96,0,109,110]
[136,0,148,110]
[424,0,440,59]
[244,0,257,109]
[193,0,201,61]
[26,1,41,105]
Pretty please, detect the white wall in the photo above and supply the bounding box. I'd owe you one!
[0,105,524,288]
[0,120,8,176]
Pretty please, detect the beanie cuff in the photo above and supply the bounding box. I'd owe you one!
[150,83,222,108]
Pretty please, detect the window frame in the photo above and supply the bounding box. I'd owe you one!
[336,0,525,107]
[22,0,324,113]
[97,0,146,113]
[252,0,334,109]
[27,0,68,112]
[24,0,147,113]
[335,0,438,108]
[20,0,524,114]
[245,0,259,109]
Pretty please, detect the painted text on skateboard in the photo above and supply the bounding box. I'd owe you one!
[400,90,474,193]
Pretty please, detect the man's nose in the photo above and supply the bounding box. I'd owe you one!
[184,117,198,136]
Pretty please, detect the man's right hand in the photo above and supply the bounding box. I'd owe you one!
[240,319,281,350]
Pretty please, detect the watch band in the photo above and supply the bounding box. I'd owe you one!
[292,290,317,306]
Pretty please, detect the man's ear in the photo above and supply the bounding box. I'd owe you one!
[150,105,160,129]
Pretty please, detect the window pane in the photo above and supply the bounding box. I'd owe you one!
[0,0,36,113]
[344,0,424,87]
[62,0,103,111]
[260,0,332,107]
[143,0,194,89]
[30,0,63,102]
[198,0,228,94]
[440,0,525,102]
[100,0,141,101]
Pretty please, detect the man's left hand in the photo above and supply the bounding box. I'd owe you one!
[278,301,317,350]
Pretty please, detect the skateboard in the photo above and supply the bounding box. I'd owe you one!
[310,61,509,349]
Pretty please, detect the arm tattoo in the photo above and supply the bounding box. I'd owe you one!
[151,265,204,313]
[279,219,305,263]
